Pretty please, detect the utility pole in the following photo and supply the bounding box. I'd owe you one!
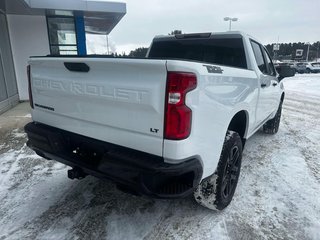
[306,42,310,62]
[317,42,319,62]
[106,34,110,55]
[273,36,280,61]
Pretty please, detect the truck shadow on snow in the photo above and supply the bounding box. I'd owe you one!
[9,132,270,240]
[1,127,217,239]
[2,127,269,240]
[3,125,315,240]
[9,176,212,239]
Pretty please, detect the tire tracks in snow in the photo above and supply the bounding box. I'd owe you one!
[282,93,320,182]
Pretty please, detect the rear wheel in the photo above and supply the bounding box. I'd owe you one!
[194,131,243,210]
[263,101,282,134]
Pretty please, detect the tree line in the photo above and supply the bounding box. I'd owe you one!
[108,47,149,58]
[265,42,320,61]
[109,30,183,58]
[111,29,320,61]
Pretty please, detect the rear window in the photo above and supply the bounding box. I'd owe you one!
[148,37,247,69]
[311,63,320,67]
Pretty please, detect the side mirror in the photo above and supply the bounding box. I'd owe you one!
[276,65,295,81]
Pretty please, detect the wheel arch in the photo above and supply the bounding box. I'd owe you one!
[227,110,249,146]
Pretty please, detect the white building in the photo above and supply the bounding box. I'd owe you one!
[0,0,126,114]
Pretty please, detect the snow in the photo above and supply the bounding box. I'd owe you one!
[0,74,320,239]
[11,129,26,139]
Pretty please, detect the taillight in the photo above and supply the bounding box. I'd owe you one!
[164,72,197,140]
[27,65,34,109]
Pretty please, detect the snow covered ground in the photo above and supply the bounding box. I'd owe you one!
[0,74,320,240]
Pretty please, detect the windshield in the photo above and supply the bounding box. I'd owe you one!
[148,37,247,69]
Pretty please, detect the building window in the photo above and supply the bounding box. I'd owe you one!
[47,14,78,55]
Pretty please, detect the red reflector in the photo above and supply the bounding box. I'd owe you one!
[27,65,34,109]
[165,72,197,140]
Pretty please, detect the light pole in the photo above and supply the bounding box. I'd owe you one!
[224,17,238,31]
[106,34,110,55]
[317,42,319,62]
[306,42,310,62]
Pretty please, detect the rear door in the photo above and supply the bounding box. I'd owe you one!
[250,40,275,125]
[30,58,168,156]
[261,47,281,111]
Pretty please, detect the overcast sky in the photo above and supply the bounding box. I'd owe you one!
[87,0,320,54]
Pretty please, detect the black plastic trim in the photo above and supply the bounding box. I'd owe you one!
[24,122,203,198]
[64,62,90,72]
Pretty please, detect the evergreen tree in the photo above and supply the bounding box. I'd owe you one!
[128,47,149,58]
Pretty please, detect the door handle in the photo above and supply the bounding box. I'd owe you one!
[272,82,278,86]
[64,62,90,72]
[261,83,267,88]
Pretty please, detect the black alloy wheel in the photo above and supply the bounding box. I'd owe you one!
[221,145,241,200]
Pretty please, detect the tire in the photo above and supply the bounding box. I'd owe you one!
[306,68,311,73]
[263,101,283,134]
[194,130,243,210]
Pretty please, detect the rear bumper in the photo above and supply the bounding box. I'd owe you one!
[24,122,202,198]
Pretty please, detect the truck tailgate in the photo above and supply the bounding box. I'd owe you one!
[29,58,167,156]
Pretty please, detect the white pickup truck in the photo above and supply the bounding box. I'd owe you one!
[25,31,295,210]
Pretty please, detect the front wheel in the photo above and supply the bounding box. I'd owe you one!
[194,131,243,210]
